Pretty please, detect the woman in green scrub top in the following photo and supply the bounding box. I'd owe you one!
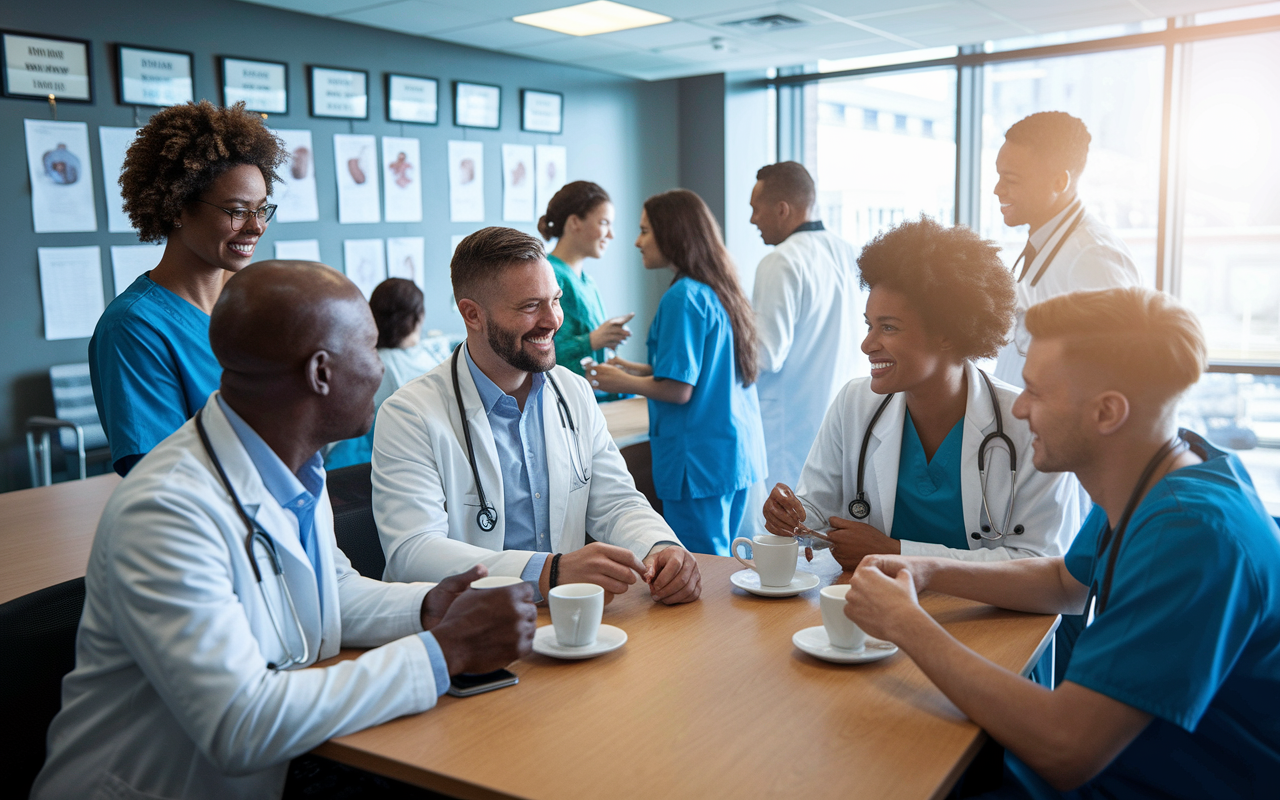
[764,218,1088,569]
[538,181,633,400]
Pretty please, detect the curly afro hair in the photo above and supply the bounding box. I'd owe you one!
[857,217,1015,361]
[120,100,285,242]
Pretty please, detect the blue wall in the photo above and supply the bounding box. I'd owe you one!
[0,0,680,490]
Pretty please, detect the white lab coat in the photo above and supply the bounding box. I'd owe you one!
[32,395,439,800]
[373,350,677,583]
[753,227,868,491]
[795,362,1087,560]
[994,208,1140,386]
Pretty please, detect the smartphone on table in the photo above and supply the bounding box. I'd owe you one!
[446,668,518,697]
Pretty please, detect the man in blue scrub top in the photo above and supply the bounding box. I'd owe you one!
[842,287,1280,798]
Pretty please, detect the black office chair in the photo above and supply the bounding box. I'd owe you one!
[326,462,386,580]
[0,577,86,796]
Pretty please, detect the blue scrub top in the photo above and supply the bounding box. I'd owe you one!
[646,276,766,500]
[1005,430,1280,799]
[89,273,222,475]
[891,413,967,549]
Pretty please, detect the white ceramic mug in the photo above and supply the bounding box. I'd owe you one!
[820,584,866,651]
[469,576,524,590]
[548,583,605,647]
[731,534,799,587]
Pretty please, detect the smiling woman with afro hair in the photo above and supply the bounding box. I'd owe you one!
[89,101,287,476]
[762,216,1088,663]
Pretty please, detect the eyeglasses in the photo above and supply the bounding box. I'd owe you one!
[196,199,277,229]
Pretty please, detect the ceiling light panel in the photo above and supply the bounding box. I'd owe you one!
[513,1,672,36]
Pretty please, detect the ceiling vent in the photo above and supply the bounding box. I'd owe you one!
[719,14,808,34]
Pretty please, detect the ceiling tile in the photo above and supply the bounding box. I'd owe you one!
[238,0,386,14]
[657,36,780,62]
[748,20,886,48]
[419,0,571,14]
[429,19,566,49]
[590,20,721,49]
[335,0,490,34]
[509,37,639,61]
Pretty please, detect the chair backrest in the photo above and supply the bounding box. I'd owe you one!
[326,462,385,580]
[0,577,86,796]
[49,363,108,452]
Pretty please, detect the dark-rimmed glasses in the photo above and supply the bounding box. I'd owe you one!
[196,199,278,229]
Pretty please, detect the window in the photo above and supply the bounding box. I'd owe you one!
[978,47,1166,285]
[814,69,957,250]
[1180,372,1280,513]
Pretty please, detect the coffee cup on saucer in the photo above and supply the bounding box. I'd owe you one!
[549,583,605,647]
[731,534,799,588]
[820,585,867,651]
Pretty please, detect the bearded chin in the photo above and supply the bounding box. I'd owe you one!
[487,322,555,373]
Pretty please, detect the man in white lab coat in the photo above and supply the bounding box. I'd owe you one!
[32,262,536,800]
[750,161,867,493]
[373,227,701,605]
[993,111,1141,387]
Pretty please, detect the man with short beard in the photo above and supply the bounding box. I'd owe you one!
[372,227,701,605]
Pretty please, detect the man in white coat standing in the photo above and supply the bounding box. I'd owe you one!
[32,262,537,800]
[373,227,701,605]
[750,161,867,493]
[993,111,1141,387]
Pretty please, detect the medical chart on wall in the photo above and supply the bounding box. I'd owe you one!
[386,236,425,289]
[343,238,386,299]
[502,143,535,222]
[535,144,567,222]
[25,119,97,233]
[334,134,380,224]
[448,140,484,223]
[98,127,139,233]
[271,129,320,223]
[274,239,322,262]
[38,246,104,340]
[109,243,163,296]
[382,136,423,223]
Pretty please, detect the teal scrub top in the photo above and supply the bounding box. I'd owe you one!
[1005,430,1280,799]
[646,276,766,500]
[550,254,627,402]
[891,412,967,550]
[89,273,222,476]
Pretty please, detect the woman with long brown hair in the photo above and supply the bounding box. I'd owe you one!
[588,189,766,554]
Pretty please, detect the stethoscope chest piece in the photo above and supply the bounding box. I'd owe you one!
[848,495,871,520]
[477,508,497,531]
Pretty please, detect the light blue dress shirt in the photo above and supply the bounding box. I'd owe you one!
[464,346,552,590]
[891,412,967,550]
[217,396,450,694]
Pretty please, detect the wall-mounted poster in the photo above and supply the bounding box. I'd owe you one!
[271,128,319,223]
[2,31,92,101]
[386,236,425,289]
[99,126,139,233]
[387,73,437,124]
[275,239,321,261]
[454,81,500,129]
[343,238,386,299]
[382,136,422,223]
[110,243,163,296]
[221,56,287,114]
[448,140,484,223]
[535,144,567,222]
[38,246,104,341]
[502,143,534,222]
[334,133,380,223]
[310,66,368,119]
[25,118,97,233]
[117,45,193,107]
[521,89,563,134]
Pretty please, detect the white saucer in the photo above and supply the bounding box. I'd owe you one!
[730,569,821,597]
[792,626,898,664]
[532,624,627,660]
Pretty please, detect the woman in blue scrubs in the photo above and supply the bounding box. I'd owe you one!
[587,189,766,555]
[90,101,285,475]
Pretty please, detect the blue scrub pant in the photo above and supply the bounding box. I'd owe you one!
[661,487,751,556]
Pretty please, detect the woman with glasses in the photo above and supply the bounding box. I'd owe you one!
[89,100,284,476]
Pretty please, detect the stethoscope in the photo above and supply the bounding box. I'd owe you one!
[195,409,310,670]
[1011,199,1086,288]
[1085,434,1191,624]
[847,370,1023,541]
[450,344,590,533]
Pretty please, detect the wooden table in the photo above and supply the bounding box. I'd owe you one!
[0,473,120,604]
[598,396,648,448]
[316,552,1057,800]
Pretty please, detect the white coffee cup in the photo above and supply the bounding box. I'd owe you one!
[820,584,866,651]
[731,533,799,587]
[548,583,605,647]
[470,576,524,590]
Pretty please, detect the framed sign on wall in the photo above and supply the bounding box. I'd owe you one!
[221,56,287,114]
[2,30,92,102]
[309,65,369,119]
[521,89,563,134]
[387,73,438,124]
[453,81,500,129]
[117,44,194,107]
